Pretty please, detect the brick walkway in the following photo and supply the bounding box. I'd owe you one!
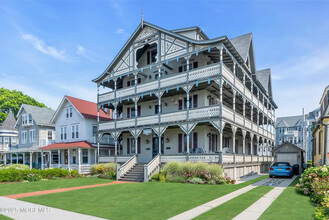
[4,181,134,199]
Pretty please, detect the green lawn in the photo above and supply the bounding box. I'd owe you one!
[259,178,315,220]
[0,215,12,220]
[21,176,268,220]
[195,185,274,220]
[0,177,113,196]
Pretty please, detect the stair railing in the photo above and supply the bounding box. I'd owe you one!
[116,155,137,181]
[144,154,161,182]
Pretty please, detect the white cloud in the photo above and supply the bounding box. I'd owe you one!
[21,33,70,61]
[115,28,129,39]
[75,44,99,62]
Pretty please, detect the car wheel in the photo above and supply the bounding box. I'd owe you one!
[269,175,273,178]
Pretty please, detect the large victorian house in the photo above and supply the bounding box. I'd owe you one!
[39,96,113,173]
[8,104,55,168]
[93,22,277,181]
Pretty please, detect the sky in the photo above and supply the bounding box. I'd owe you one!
[0,0,328,117]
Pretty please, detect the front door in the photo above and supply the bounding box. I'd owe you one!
[152,135,164,157]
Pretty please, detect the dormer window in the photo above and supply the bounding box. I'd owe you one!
[66,108,73,118]
[22,114,32,126]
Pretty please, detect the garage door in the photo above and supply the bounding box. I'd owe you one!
[276,153,298,166]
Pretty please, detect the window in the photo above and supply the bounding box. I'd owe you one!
[28,114,32,124]
[131,138,136,154]
[127,107,136,118]
[52,153,59,164]
[4,137,9,144]
[72,126,75,139]
[21,131,27,144]
[184,97,192,109]
[155,105,162,114]
[22,115,28,125]
[29,130,35,143]
[92,126,98,139]
[66,108,73,118]
[137,78,142,84]
[82,149,88,164]
[48,131,52,142]
[75,125,79,139]
[147,50,157,64]
[61,127,67,140]
[178,62,198,73]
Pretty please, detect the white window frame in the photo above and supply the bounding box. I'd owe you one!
[29,129,35,143]
[60,127,67,140]
[21,131,27,144]
[72,125,75,139]
[66,108,73,119]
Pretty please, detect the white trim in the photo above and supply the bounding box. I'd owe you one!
[50,96,85,124]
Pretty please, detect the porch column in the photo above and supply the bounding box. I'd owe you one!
[232,126,237,153]
[10,153,12,164]
[29,152,32,170]
[115,139,118,162]
[23,152,25,165]
[4,154,7,165]
[94,149,97,164]
[250,133,254,155]
[41,150,44,170]
[16,153,18,164]
[88,149,90,164]
[68,149,71,170]
[256,136,260,156]
[233,90,236,121]
[219,46,224,152]
[251,106,254,126]
[58,149,61,168]
[242,130,246,154]
[49,150,52,168]
[243,98,246,126]
[78,148,81,173]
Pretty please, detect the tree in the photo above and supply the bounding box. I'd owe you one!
[0,88,48,123]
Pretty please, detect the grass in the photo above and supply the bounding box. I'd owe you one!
[259,177,315,220]
[20,176,268,220]
[0,215,12,220]
[0,177,113,196]
[194,185,274,220]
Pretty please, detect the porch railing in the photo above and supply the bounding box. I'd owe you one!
[98,155,131,163]
[116,155,137,181]
[144,154,161,182]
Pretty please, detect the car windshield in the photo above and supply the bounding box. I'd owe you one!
[273,162,290,166]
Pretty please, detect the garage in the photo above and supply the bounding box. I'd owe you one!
[273,142,305,174]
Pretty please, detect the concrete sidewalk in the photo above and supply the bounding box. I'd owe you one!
[233,176,296,220]
[0,197,106,220]
[168,177,270,220]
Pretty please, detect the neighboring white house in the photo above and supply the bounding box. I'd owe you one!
[3,104,55,168]
[275,115,304,147]
[39,96,113,174]
[0,111,18,163]
[93,21,276,181]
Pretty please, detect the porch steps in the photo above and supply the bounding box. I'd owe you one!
[118,163,145,182]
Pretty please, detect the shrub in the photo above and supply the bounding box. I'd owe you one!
[0,164,30,170]
[189,177,203,184]
[70,169,80,178]
[90,163,116,179]
[151,173,160,181]
[163,161,224,184]
[166,175,187,183]
[27,173,41,182]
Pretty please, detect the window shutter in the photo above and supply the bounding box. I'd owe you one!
[178,134,182,153]
[178,100,183,110]
[137,106,141,116]
[193,94,198,108]
[127,107,130,118]
[193,132,198,150]
[209,136,211,152]
[127,138,130,154]
[137,137,141,154]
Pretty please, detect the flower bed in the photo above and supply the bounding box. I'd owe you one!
[296,166,329,219]
[0,164,80,183]
[151,162,231,184]
[90,163,116,179]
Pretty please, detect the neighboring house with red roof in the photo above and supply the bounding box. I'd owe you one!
[38,95,114,173]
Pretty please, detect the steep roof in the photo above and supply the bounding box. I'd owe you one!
[275,115,303,127]
[273,142,305,153]
[230,33,252,62]
[17,104,55,127]
[255,68,273,96]
[66,96,111,121]
[0,111,17,131]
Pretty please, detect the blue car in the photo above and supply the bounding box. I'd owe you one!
[269,162,293,178]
